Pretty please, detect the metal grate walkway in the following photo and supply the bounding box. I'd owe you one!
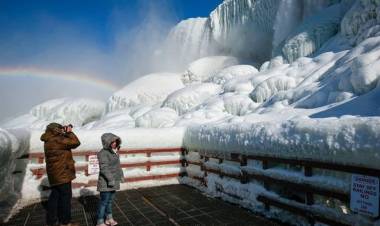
[3,185,282,226]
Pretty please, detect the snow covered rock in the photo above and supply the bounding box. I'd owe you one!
[207,65,258,85]
[135,107,178,128]
[107,73,184,112]
[182,56,239,84]
[162,83,223,115]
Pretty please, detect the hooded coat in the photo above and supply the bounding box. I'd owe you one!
[97,133,124,192]
[40,123,81,186]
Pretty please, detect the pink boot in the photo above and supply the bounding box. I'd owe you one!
[105,219,118,226]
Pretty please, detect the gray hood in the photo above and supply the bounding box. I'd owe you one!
[101,133,121,150]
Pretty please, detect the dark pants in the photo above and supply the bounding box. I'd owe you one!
[46,182,72,225]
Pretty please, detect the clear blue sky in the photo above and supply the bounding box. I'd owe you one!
[0,0,222,51]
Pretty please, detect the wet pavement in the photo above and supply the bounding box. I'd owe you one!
[3,185,281,226]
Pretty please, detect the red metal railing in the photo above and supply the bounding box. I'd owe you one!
[28,148,186,188]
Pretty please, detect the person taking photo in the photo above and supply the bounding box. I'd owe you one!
[40,123,81,226]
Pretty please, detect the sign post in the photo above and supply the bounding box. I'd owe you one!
[88,155,99,175]
[350,174,379,217]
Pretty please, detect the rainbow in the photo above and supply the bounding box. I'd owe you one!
[0,67,121,91]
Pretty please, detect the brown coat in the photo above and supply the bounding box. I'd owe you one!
[41,128,81,186]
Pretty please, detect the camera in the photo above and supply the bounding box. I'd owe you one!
[63,124,73,133]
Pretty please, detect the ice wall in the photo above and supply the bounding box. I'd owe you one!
[209,0,280,62]
[281,3,344,63]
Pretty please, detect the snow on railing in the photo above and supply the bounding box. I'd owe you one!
[26,148,186,189]
[182,150,380,226]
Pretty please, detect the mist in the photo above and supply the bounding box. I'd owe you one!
[0,0,186,121]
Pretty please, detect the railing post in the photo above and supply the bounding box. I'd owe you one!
[240,155,248,184]
[304,165,315,225]
[85,154,89,176]
[219,158,224,178]
[262,160,270,211]
[38,156,44,164]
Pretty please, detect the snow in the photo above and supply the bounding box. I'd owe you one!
[107,73,184,112]
[83,110,135,129]
[135,107,178,128]
[2,98,105,130]
[181,56,239,83]
[162,83,222,115]
[207,65,258,85]
[184,117,380,169]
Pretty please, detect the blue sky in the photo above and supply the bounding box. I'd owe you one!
[0,0,221,59]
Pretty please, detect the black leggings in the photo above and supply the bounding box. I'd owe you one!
[46,182,72,225]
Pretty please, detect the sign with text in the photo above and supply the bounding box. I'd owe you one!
[88,155,99,175]
[350,174,379,217]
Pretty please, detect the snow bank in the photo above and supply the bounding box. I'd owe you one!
[162,83,222,115]
[184,117,380,169]
[182,56,239,83]
[107,73,184,112]
[2,98,105,129]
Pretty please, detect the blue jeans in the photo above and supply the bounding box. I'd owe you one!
[96,191,115,224]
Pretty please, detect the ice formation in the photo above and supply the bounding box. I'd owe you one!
[107,73,184,112]
[181,56,239,83]
[207,65,258,85]
[162,83,222,115]
[163,18,216,68]
[2,98,105,129]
